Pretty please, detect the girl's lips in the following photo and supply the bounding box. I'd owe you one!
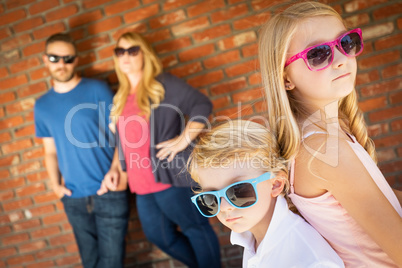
[333,73,351,81]
[226,217,242,222]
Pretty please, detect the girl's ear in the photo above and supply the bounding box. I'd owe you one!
[283,73,295,91]
[271,171,287,198]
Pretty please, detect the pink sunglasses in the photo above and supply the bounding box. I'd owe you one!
[285,28,363,71]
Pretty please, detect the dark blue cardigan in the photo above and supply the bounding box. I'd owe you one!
[117,72,212,187]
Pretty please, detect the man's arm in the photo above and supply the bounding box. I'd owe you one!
[43,137,72,198]
[97,147,127,195]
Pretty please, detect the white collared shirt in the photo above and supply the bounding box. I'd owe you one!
[231,195,344,268]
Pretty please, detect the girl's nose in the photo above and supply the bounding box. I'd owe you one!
[332,46,348,69]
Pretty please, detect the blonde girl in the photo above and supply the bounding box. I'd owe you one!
[259,1,402,267]
[188,120,344,267]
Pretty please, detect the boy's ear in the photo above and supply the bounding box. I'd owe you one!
[271,171,287,198]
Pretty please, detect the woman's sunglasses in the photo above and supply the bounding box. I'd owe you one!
[191,172,273,218]
[47,54,77,64]
[285,28,363,71]
[114,46,140,57]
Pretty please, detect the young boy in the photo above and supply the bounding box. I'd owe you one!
[187,120,344,268]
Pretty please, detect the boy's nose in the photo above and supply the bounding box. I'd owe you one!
[220,197,234,212]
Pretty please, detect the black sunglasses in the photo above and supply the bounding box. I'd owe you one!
[114,46,141,57]
[47,54,77,64]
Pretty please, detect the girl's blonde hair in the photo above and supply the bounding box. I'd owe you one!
[188,120,289,194]
[258,1,376,162]
[111,32,164,123]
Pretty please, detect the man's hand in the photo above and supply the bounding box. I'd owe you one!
[53,184,72,198]
[97,168,120,195]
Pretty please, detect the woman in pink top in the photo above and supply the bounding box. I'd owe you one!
[258,1,402,267]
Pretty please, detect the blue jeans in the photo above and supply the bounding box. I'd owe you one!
[61,190,129,268]
[136,187,221,268]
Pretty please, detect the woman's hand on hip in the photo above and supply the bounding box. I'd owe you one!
[156,135,189,162]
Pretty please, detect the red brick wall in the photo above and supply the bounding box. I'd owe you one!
[0,0,401,267]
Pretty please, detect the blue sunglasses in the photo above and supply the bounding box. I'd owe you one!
[191,172,273,217]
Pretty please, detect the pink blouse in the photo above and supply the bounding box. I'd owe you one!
[289,133,402,267]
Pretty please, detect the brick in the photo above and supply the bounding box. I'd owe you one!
[77,51,97,67]
[2,139,33,154]
[0,74,28,90]
[210,77,247,96]
[0,115,24,129]
[25,110,35,122]
[215,104,254,119]
[29,0,59,15]
[76,35,110,52]
[0,92,16,104]
[0,170,10,179]
[225,59,259,77]
[233,12,270,30]
[0,9,26,27]
[15,124,36,138]
[211,3,248,23]
[13,17,44,33]
[192,24,232,43]
[23,41,46,57]
[169,62,202,78]
[29,66,51,80]
[252,0,285,10]
[49,233,75,246]
[124,4,159,24]
[355,70,380,86]
[0,247,16,258]
[11,57,41,74]
[3,198,33,212]
[344,13,370,28]
[172,16,209,36]
[144,29,171,43]
[232,88,264,103]
[13,219,41,231]
[360,78,401,97]
[19,240,47,254]
[344,0,387,12]
[33,191,59,204]
[211,96,230,110]
[187,0,225,17]
[84,60,114,77]
[0,154,19,167]
[29,204,56,217]
[154,37,192,54]
[160,55,178,68]
[363,22,394,40]
[178,43,215,62]
[0,27,12,40]
[1,33,31,51]
[242,43,258,58]
[21,147,43,161]
[187,70,224,88]
[163,0,197,10]
[149,10,186,29]
[0,177,25,190]
[0,49,21,64]
[375,33,402,51]
[112,23,147,40]
[369,106,402,123]
[390,91,402,105]
[10,161,41,176]
[249,72,261,85]
[379,160,402,174]
[358,50,399,70]
[359,96,387,112]
[26,171,48,183]
[6,254,35,266]
[6,0,35,9]
[218,31,257,50]
[382,63,402,79]
[0,191,14,201]
[377,148,396,163]
[55,255,81,266]
[87,16,122,35]
[26,260,56,268]
[391,119,402,132]
[374,133,402,148]
[69,9,103,28]
[45,5,78,22]
[32,22,66,40]
[16,183,46,197]
[398,18,402,30]
[204,50,241,69]
[35,247,65,259]
[373,2,402,20]
[8,100,36,116]
[17,82,47,98]
[105,0,140,15]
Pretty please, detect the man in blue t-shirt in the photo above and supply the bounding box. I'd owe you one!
[34,33,129,268]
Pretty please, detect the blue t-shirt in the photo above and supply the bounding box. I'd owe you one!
[34,78,115,198]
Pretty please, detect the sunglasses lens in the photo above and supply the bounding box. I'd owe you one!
[341,32,362,56]
[48,55,60,63]
[227,183,257,208]
[307,45,332,70]
[64,56,76,64]
[114,48,125,57]
[127,46,140,56]
[196,194,219,216]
